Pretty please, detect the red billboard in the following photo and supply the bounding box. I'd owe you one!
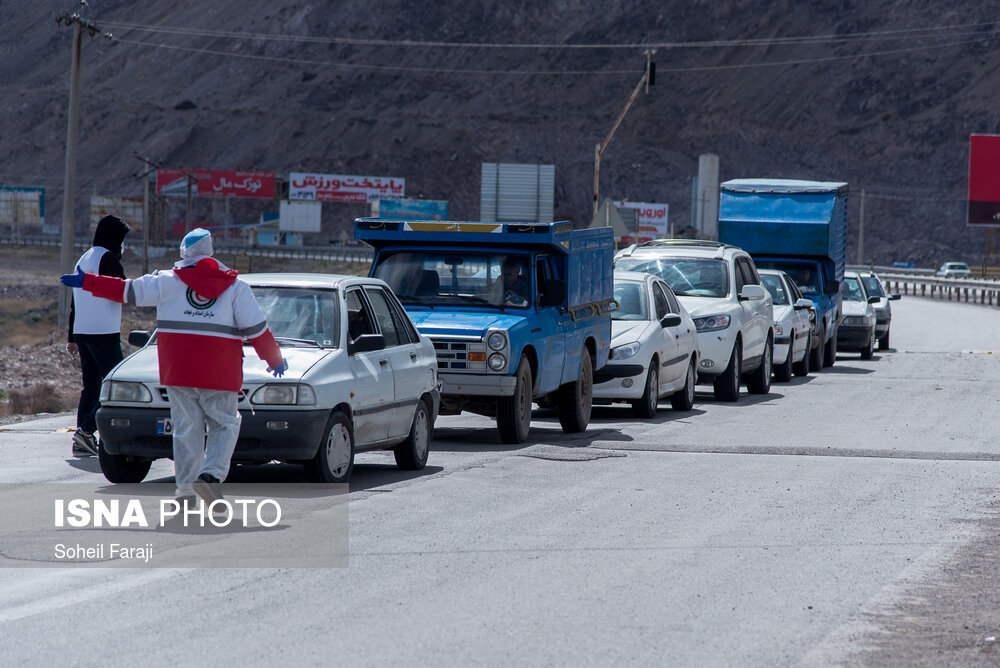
[968,134,1000,226]
[156,169,275,199]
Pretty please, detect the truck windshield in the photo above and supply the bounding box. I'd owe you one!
[373,251,532,309]
[615,257,729,298]
[753,260,820,295]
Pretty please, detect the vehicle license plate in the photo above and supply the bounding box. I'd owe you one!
[156,417,173,435]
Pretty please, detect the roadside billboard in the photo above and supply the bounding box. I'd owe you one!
[613,201,669,244]
[289,172,405,203]
[968,134,1000,226]
[372,198,448,221]
[0,186,45,228]
[90,196,143,234]
[156,169,275,199]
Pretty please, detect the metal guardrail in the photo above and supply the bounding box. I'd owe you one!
[874,271,1000,307]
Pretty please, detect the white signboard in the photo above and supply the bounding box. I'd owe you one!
[613,201,669,244]
[279,200,322,233]
[289,172,404,203]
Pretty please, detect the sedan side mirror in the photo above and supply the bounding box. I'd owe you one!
[349,333,385,354]
[793,298,813,310]
[128,330,150,347]
[889,294,901,301]
[540,278,567,307]
[867,296,880,304]
[739,284,766,301]
[826,279,840,295]
[660,313,682,328]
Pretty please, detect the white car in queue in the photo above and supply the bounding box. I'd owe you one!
[758,269,815,381]
[593,271,699,418]
[95,274,440,485]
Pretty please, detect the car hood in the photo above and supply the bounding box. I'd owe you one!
[676,295,733,317]
[610,320,652,345]
[407,311,526,338]
[841,301,873,317]
[109,344,334,384]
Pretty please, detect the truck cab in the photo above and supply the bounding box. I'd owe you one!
[356,219,614,444]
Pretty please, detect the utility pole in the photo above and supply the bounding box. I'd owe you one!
[593,50,656,219]
[134,155,160,274]
[55,5,111,331]
[857,189,866,265]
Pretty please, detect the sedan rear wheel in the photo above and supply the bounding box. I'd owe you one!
[671,359,696,411]
[394,398,431,470]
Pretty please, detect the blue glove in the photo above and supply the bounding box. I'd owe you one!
[60,267,85,288]
[268,358,288,378]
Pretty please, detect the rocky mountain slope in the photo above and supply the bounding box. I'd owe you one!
[4,1,1000,266]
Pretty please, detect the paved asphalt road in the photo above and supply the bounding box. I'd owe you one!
[2,295,1000,666]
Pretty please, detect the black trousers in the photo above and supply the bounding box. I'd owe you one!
[77,339,123,434]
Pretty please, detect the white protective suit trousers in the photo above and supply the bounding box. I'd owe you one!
[168,385,241,497]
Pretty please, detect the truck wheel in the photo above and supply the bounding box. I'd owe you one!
[746,338,772,395]
[394,398,431,470]
[631,361,658,419]
[810,327,824,371]
[823,325,837,367]
[558,350,593,433]
[793,333,811,377]
[878,329,890,351]
[773,334,793,382]
[713,342,741,402]
[98,441,152,484]
[671,359,696,412]
[861,333,875,360]
[304,410,354,483]
[497,357,532,444]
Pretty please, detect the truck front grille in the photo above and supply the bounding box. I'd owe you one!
[432,338,487,372]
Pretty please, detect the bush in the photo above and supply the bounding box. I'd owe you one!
[8,383,72,415]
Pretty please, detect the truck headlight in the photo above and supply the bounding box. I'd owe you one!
[250,383,316,406]
[693,314,731,332]
[487,332,507,351]
[107,381,152,403]
[611,342,641,360]
[488,353,506,371]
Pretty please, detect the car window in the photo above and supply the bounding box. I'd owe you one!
[345,289,376,344]
[842,277,866,302]
[616,257,729,298]
[657,280,680,313]
[861,276,885,298]
[738,257,759,287]
[760,274,789,305]
[734,258,748,292]
[653,283,670,319]
[252,286,340,347]
[788,279,803,302]
[612,281,647,321]
[364,287,403,347]
[385,289,420,344]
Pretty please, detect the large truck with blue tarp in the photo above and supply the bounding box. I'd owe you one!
[355,218,614,444]
[718,179,847,369]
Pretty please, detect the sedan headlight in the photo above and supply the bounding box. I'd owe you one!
[843,316,872,326]
[106,381,152,403]
[611,342,641,360]
[250,383,316,406]
[693,314,731,332]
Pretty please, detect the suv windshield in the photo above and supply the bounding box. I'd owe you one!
[373,251,531,309]
[615,257,729,298]
[760,274,789,305]
[252,286,340,347]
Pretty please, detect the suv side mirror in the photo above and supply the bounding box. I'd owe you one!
[793,298,813,310]
[660,313,682,328]
[540,279,567,307]
[739,284,766,301]
[128,330,150,347]
[826,279,840,295]
[889,294,901,301]
[349,333,385,354]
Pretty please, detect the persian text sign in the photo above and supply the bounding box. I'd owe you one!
[290,172,404,203]
[614,201,669,244]
[968,135,1000,226]
[156,169,275,199]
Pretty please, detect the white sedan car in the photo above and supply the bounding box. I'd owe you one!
[593,271,699,418]
[759,269,815,381]
[96,274,440,484]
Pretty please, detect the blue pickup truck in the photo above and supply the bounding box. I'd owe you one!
[719,179,848,369]
[355,218,614,443]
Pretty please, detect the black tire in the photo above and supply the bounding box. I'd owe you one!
[773,334,793,382]
[497,357,533,444]
[631,360,658,419]
[793,333,811,377]
[671,359,696,412]
[713,341,741,402]
[98,440,152,484]
[810,327,824,371]
[746,338,773,395]
[558,349,593,433]
[304,410,354,483]
[394,397,431,470]
[878,329,890,351]
[861,332,875,360]
[823,325,837,367]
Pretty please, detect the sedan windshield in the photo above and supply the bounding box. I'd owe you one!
[861,276,885,298]
[615,257,729,298]
[612,281,648,320]
[251,286,340,347]
[760,274,789,305]
[373,251,531,309]
[842,277,866,302]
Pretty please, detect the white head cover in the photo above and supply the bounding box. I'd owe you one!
[180,227,213,259]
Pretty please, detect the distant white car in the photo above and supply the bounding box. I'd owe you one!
[593,271,699,417]
[758,269,814,381]
[937,262,971,278]
[836,271,879,359]
[96,274,440,484]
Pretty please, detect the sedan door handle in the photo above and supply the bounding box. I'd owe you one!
[410,352,418,361]
[379,358,388,366]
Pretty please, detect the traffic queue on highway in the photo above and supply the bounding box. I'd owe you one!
[89,210,901,486]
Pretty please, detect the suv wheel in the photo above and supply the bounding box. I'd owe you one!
[713,341,741,402]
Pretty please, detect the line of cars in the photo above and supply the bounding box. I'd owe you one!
[91,238,900,486]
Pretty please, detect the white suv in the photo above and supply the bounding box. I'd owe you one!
[615,240,774,401]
